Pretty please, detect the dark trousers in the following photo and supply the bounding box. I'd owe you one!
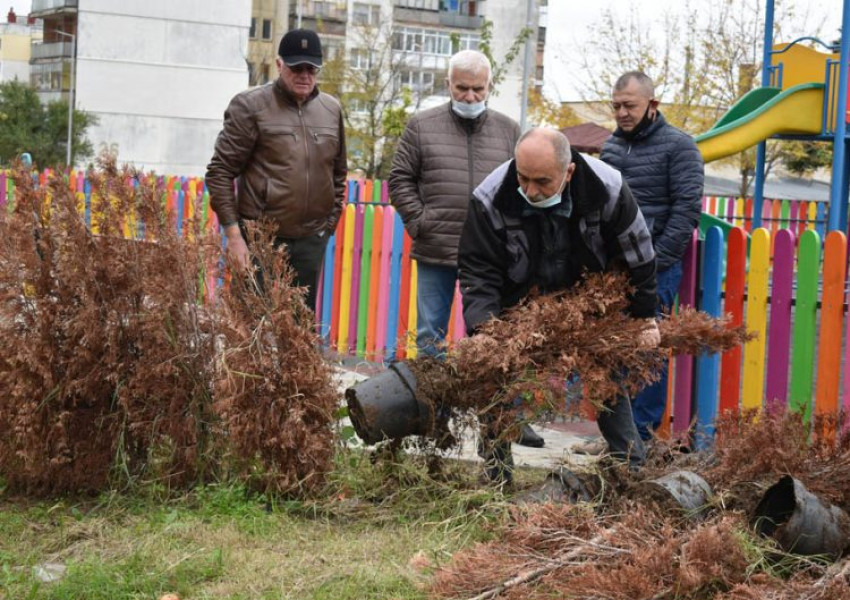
[631,260,683,440]
[272,233,329,311]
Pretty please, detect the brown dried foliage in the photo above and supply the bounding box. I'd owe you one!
[411,272,750,437]
[0,158,221,494]
[709,409,850,512]
[0,158,337,497]
[430,503,759,600]
[430,410,850,600]
[212,222,337,497]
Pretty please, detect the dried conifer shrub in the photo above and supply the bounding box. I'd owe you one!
[212,221,337,497]
[409,271,750,445]
[0,157,222,494]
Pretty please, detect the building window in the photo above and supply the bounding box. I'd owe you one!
[349,48,371,69]
[440,0,476,16]
[352,2,380,25]
[395,70,437,95]
[262,19,272,40]
[31,61,67,92]
[393,27,472,56]
[349,97,370,114]
[249,17,257,38]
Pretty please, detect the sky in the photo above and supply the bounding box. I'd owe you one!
[543,0,845,102]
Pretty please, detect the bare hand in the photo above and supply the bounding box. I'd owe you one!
[638,318,661,348]
[224,225,250,271]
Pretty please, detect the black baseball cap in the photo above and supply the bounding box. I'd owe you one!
[278,29,323,68]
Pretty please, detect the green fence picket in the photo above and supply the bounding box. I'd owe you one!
[788,230,820,420]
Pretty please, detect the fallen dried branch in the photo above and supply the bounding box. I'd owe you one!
[463,530,616,600]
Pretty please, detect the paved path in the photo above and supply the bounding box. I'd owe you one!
[333,367,601,471]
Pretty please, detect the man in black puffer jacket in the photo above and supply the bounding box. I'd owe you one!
[600,71,704,442]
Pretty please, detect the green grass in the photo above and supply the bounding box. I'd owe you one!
[0,447,521,600]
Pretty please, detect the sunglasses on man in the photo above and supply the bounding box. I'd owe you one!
[288,64,321,75]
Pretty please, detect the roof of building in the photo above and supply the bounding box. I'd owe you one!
[561,122,613,154]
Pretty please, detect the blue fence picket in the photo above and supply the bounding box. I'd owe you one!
[320,233,335,339]
[695,226,723,449]
[386,213,405,359]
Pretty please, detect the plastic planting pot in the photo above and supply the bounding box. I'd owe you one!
[641,470,713,517]
[752,475,850,559]
[345,362,434,445]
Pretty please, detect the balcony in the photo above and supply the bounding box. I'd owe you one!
[31,41,73,61]
[292,0,347,21]
[394,0,439,9]
[438,12,482,28]
[30,0,78,16]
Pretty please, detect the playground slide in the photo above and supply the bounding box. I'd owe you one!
[695,83,825,163]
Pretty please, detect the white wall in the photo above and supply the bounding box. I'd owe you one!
[0,60,31,82]
[74,0,251,175]
[482,0,537,126]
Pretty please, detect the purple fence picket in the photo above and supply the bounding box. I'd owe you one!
[673,230,699,436]
[765,229,795,412]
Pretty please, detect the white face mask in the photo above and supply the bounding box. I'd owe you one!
[518,173,568,209]
[451,99,486,119]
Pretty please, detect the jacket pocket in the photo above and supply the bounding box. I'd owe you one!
[309,128,339,162]
[258,126,298,164]
[505,229,529,284]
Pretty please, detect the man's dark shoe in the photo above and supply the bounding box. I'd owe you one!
[517,423,545,448]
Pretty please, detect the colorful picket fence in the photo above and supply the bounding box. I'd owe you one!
[0,169,222,301]
[315,179,466,362]
[671,224,849,441]
[701,195,827,238]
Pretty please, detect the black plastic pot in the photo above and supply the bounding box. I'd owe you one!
[641,470,713,517]
[752,475,850,559]
[345,362,434,445]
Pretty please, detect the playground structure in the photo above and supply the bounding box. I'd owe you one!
[695,0,850,232]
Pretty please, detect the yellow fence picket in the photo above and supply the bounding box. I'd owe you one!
[742,228,771,410]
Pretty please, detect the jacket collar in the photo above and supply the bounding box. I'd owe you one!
[446,100,489,133]
[612,110,667,142]
[273,78,320,106]
[493,153,607,220]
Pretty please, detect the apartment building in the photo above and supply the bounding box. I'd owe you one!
[29,0,250,175]
[247,0,289,85]
[285,0,544,122]
[0,9,42,83]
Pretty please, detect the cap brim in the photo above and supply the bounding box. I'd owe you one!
[283,56,322,67]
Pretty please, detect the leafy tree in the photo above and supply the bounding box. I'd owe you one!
[318,21,418,179]
[782,140,832,176]
[0,80,96,168]
[473,18,531,94]
[527,86,580,129]
[575,0,832,196]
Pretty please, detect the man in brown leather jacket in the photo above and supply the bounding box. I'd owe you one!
[206,28,347,310]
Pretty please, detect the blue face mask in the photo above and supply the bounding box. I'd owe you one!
[518,173,568,209]
[451,99,486,119]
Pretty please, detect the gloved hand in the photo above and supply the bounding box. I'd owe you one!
[638,318,660,348]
